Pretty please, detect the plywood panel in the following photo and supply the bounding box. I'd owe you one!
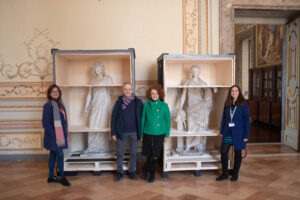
[55,54,131,86]
[164,59,233,86]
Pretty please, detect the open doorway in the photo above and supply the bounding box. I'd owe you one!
[234,9,300,143]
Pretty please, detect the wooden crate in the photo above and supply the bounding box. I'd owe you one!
[52,49,135,173]
[157,54,235,177]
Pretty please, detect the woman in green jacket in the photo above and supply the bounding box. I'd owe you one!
[141,84,171,183]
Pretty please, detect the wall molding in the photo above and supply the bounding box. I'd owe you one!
[0,131,43,151]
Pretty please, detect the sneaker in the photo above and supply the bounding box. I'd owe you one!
[114,172,123,182]
[47,176,58,183]
[59,177,71,186]
[216,174,228,181]
[129,172,137,181]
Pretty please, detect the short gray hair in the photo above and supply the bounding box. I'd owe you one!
[122,82,132,88]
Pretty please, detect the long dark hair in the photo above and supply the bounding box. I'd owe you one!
[225,85,246,107]
[47,84,62,102]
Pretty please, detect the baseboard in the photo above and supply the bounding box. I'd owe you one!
[0,154,49,161]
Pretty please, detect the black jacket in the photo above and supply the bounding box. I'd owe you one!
[111,96,143,139]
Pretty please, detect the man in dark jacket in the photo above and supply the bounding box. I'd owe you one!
[111,82,143,182]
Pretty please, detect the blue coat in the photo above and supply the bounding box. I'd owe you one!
[111,96,143,139]
[42,101,69,151]
[220,103,250,150]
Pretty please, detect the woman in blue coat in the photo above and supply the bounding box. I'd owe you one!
[42,84,71,186]
[216,85,250,182]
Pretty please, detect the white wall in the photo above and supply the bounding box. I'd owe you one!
[0,0,183,81]
[0,0,183,155]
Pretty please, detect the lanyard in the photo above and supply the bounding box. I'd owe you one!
[230,106,237,122]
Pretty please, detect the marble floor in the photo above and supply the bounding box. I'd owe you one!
[0,144,300,200]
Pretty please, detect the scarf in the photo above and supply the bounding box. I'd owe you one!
[51,100,68,147]
[121,94,135,110]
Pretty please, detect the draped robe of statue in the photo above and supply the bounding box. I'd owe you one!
[84,64,113,154]
[177,65,214,154]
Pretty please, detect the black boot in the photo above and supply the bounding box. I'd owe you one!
[142,157,151,181]
[231,175,238,181]
[114,172,123,182]
[142,165,148,180]
[216,174,228,181]
[129,172,137,180]
[59,177,71,186]
[231,149,242,182]
[47,176,58,183]
[148,159,155,183]
[217,144,230,181]
[216,156,228,181]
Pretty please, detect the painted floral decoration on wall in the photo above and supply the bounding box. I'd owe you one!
[1,29,60,81]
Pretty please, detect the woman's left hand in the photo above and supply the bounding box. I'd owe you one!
[243,138,248,142]
[164,137,169,143]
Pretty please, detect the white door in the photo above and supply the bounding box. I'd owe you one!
[284,17,300,151]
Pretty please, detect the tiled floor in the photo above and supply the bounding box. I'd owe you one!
[0,144,300,200]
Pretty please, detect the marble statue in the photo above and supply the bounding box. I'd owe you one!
[174,109,186,153]
[84,62,113,154]
[176,65,217,154]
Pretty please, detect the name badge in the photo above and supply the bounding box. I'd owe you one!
[228,122,235,127]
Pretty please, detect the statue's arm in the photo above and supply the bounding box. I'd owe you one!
[179,81,188,110]
[84,87,92,117]
[204,88,213,100]
[108,76,113,84]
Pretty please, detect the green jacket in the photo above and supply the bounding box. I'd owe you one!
[141,99,171,138]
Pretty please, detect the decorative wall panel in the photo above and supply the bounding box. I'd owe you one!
[284,18,300,151]
[0,29,59,99]
[183,0,200,54]
[183,0,219,55]
[0,132,42,150]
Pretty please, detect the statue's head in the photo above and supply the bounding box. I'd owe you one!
[92,62,105,79]
[190,65,201,78]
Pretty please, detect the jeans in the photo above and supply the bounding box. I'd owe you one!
[48,149,65,178]
[116,132,138,174]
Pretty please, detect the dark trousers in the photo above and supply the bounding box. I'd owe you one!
[221,143,242,176]
[142,134,165,178]
[116,132,138,174]
[49,149,64,178]
[143,156,156,177]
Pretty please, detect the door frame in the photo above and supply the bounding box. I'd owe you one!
[220,1,300,145]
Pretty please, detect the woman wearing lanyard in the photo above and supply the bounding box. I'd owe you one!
[216,85,250,182]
